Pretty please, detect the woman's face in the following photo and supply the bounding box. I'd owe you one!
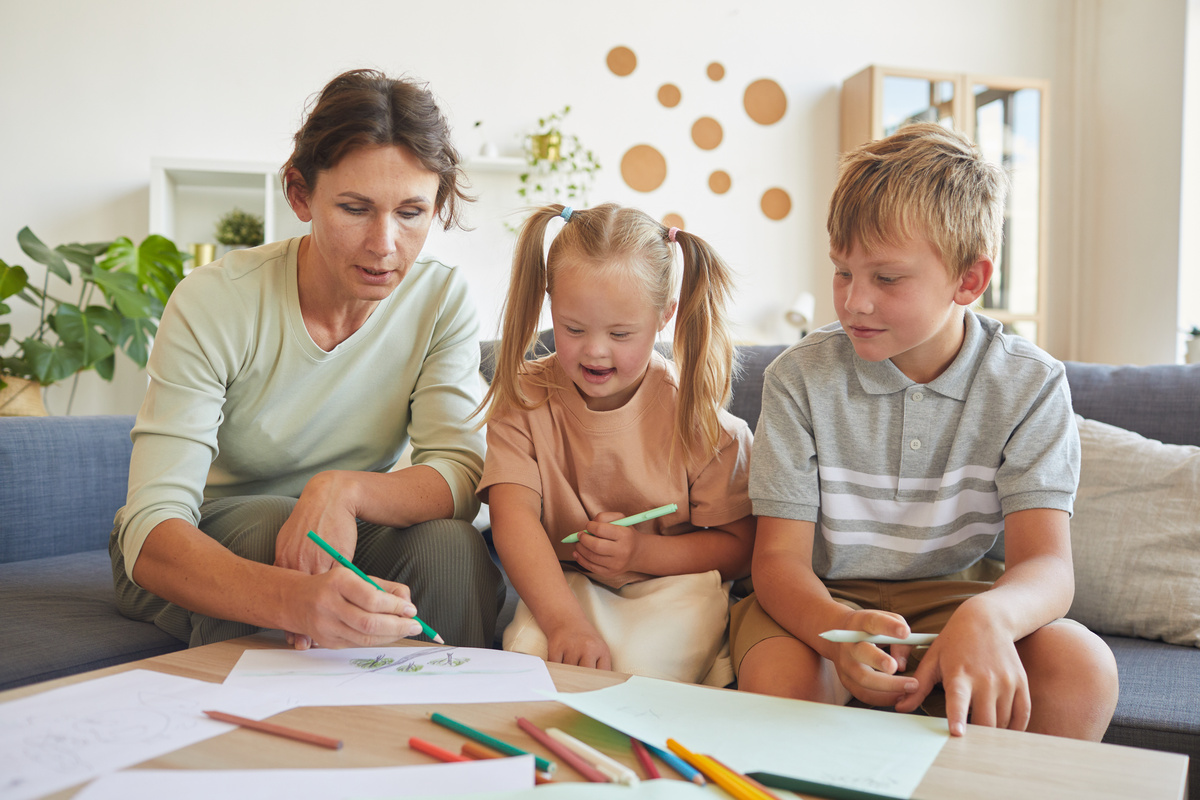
[289,144,441,304]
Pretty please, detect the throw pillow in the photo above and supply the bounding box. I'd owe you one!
[1067,415,1200,647]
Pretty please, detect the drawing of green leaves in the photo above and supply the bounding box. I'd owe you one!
[350,655,394,670]
[396,663,424,673]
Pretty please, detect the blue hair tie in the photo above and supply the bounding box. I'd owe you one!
[560,206,573,222]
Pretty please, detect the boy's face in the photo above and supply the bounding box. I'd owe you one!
[831,236,984,384]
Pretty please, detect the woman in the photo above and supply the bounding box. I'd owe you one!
[110,69,502,650]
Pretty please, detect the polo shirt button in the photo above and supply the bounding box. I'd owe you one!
[910,439,922,450]
[912,392,924,402]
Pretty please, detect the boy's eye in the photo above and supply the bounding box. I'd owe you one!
[877,275,899,284]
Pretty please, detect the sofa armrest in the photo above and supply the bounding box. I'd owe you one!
[0,414,135,563]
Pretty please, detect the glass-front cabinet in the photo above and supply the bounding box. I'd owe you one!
[840,66,1049,346]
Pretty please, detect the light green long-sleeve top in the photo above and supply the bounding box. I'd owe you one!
[115,237,485,582]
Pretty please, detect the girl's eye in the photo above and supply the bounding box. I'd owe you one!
[566,327,583,335]
[611,332,631,340]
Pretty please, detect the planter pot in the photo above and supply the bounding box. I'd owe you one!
[0,376,48,416]
[529,131,562,162]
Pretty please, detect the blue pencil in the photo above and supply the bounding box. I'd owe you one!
[641,739,706,786]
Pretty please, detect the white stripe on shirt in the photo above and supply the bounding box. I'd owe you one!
[820,488,1002,528]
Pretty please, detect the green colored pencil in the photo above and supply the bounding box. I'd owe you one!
[561,503,678,544]
[305,530,443,644]
[430,712,555,773]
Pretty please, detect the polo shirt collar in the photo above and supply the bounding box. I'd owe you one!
[851,309,986,400]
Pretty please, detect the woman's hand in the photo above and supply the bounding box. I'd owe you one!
[274,471,359,575]
[289,568,424,650]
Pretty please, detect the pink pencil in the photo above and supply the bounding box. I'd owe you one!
[515,716,610,783]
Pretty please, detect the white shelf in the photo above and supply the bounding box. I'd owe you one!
[463,156,526,173]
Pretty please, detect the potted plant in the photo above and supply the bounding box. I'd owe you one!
[0,227,187,415]
[517,106,601,208]
[214,208,264,251]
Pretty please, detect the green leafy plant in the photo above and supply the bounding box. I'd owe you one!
[517,106,601,207]
[0,227,187,401]
[214,208,264,247]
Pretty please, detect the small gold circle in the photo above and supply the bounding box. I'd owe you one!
[658,84,682,108]
[621,145,668,192]
[708,171,732,194]
[662,213,685,229]
[707,62,725,81]
[761,187,792,220]
[744,78,787,125]
[607,46,637,77]
[691,117,723,151]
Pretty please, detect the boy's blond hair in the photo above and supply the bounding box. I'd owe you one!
[827,122,1009,279]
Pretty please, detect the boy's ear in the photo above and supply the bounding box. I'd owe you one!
[954,257,993,306]
[660,299,679,331]
[284,168,314,223]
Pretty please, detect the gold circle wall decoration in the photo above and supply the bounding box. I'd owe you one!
[658,84,682,108]
[708,171,732,194]
[707,62,725,81]
[621,145,668,192]
[607,46,637,76]
[760,187,792,220]
[744,78,787,125]
[662,213,685,230]
[691,117,723,151]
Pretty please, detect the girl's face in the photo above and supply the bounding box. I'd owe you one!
[549,264,674,411]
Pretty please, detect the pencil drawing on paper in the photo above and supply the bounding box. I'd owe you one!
[350,655,395,670]
[346,649,470,674]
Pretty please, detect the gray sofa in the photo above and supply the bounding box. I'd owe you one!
[1,349,1196,795]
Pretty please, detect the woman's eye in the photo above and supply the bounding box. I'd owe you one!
[340,205,368,215]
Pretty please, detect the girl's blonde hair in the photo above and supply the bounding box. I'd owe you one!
[480,203,738,460]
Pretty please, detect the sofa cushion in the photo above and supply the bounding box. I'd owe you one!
[0,550,184,692]
[1067,416,1200,647]
[0,414,135,562]
[1065,361,1200,447]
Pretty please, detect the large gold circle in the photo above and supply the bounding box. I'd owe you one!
[707,62,725,81]
[662,213,685,230]
[607,46,637,77]
[744,78,787,125]
[761,187,792,220]
[708,171,732,194]
[691,117,723,151]
[658,84,682,108]
[621,145,668,192]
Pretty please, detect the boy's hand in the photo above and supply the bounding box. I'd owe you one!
[894,602,1031,736]
[544,619,612,671]
[573,512,643,578]
[828,609,921,707]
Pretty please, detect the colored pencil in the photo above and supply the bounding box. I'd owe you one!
[461,740,554,784]
[746,771,904,800]
[667,738,773,800]
[409,736,471,763]
[306,530,443,643]
[516,716,610,783]
[630,738,661,779]
[561,503,678,543]
[202,710,342,750]
[641,739,706,785]
[430,711,554,773]
[710,756,784,800]
[546,727,640,786]
[819,629,937,645]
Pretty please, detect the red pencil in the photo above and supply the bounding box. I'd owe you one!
[409,736,471,763]
[630,738,661,779]
[515,716,610,783]
[202,710,342,750]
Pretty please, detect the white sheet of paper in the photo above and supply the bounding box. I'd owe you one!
[402,779,720,800]
[72,756,535,800]
[222,645,557,706]
[0,669,296,800]
[548,676,948,799]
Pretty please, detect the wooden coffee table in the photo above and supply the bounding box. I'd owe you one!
[3,633,1188,800]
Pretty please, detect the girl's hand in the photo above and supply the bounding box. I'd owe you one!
[544,619,612,671]
[828,609,921,708]
[573,511,642,578]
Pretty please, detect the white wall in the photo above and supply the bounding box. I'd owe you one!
[1181,0,1200,359]
[0,0,1190,416]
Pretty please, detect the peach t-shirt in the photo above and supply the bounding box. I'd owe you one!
[478,351,753,548]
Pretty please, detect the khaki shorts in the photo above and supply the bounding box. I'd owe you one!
[729,559,1082,716]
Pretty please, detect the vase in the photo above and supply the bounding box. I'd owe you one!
[0,376,48,416]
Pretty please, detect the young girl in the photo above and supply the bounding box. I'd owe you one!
[477,203,755,686]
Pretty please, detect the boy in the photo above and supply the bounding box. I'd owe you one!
[731,123,1118,740]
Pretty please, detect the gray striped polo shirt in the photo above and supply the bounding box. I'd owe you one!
[749,310,1080,580]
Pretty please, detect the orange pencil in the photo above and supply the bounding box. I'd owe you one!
[409,736,472,763]
[630,738,661,779]
[460,740,555,784]
[202,710,342,750]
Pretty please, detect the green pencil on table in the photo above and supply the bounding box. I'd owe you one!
[561,503,678,544]
[305,530,444,644]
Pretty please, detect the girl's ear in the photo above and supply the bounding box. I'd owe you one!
[285,168,314,223]
[660,299,679,331]
[954,257,993,306]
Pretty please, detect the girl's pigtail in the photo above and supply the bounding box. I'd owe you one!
[672,230,738,459]
[477,205,566,426]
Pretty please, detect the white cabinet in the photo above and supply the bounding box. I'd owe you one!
[149,158,310,248]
